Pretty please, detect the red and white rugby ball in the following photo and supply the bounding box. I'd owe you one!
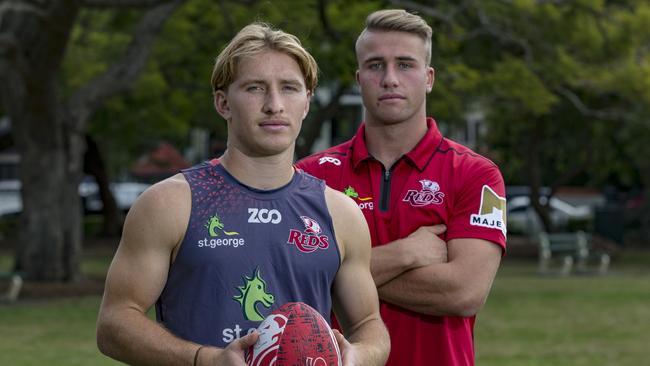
[246,302,342,366]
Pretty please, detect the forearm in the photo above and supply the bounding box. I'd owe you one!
[345,316,390,366]
[378,263,481,317]
[370,240,414,286]
[97,307,210,366]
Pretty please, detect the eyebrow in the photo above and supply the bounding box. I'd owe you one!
[239,78,304,89]
[363,56,419,65]
[240,78,303,85]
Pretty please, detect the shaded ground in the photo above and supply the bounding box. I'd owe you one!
[0,237,116,301]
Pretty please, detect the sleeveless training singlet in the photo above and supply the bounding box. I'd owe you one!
[155,160,341,348]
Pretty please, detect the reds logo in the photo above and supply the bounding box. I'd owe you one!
[287,216,330,253]
[403,179,445,207]
[246,314,288,366]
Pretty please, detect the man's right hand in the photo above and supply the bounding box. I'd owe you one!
[401,225,447,268]
[203,332,259,366]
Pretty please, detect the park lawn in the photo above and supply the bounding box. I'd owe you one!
[475,257,650,366]
[0,250,648,365]
[0,296,120,366]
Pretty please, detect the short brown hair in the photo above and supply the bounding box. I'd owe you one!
[211,22,318,92]
[358,9,433,65]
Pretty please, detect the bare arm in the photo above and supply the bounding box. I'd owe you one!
[377,238,502,317]
[96,175,257,365]
[370,225,447,286]
[327,188,390,366]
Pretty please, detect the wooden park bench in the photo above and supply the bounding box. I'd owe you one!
[538,231,610,276]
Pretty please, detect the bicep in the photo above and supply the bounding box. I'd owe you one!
[328,191,380,333]
[446,237,502,298]
[101,184,187,315]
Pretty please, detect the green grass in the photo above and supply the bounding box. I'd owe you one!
[475,257,650,366]
[0,248,648,365]
[0,297,120,366]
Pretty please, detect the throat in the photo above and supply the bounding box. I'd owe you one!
[220,151,295,190]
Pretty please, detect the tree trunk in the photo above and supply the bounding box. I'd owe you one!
[84,134,123,237]
[13,85,67,280]
[1,0,82,281]
[0,0,183,281]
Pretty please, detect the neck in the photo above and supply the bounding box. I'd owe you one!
[365,115,428,168]
[219,147,295,190]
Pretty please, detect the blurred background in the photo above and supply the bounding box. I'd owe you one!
[0,0,649,365]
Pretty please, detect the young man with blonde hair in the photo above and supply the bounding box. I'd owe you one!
[297,9,506,366]
[97,22,389,366]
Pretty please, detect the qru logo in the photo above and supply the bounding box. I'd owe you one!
[233,268,275,321]
[403,179,445,207]
[286,216,330,253]
[246,313,288,366]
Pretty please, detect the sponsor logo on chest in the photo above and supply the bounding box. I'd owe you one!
[343,185,374,211]
[198,212,245,248]
[248,208,282,224]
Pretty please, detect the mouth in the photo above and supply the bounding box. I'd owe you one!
[259,119,290,129]
[378,93,406,101]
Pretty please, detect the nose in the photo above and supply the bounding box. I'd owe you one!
[381,65,399,89]
[262,88,284,115]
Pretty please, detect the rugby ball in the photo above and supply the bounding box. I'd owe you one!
[246,302,342,366]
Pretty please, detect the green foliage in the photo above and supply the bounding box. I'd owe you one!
[57,0,650,197]
[485,57,558,116]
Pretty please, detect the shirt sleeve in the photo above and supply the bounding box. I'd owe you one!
[445,160,507,253]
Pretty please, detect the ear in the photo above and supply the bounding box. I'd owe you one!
[302,90,312,119]
[214,90,231,121]
[355,69,360,85]
[426,67,435,93]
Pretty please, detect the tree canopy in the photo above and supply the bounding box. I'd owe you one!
[2,0,649,280]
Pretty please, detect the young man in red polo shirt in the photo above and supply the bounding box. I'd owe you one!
[297,9,506,366]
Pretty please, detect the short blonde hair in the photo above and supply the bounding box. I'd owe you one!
[211,22,318,92]
[358,9,433,65]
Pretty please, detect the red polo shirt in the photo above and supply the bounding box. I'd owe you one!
[296,118,506,366]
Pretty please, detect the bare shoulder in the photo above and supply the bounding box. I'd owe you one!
[122,173,191,250]
[324,186,364,222]
[130,174,189,213]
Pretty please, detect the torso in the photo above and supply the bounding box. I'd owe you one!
[156,160,341,348]
[296,118,507,366]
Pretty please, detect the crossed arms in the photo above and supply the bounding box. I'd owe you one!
[371,225,503,317]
